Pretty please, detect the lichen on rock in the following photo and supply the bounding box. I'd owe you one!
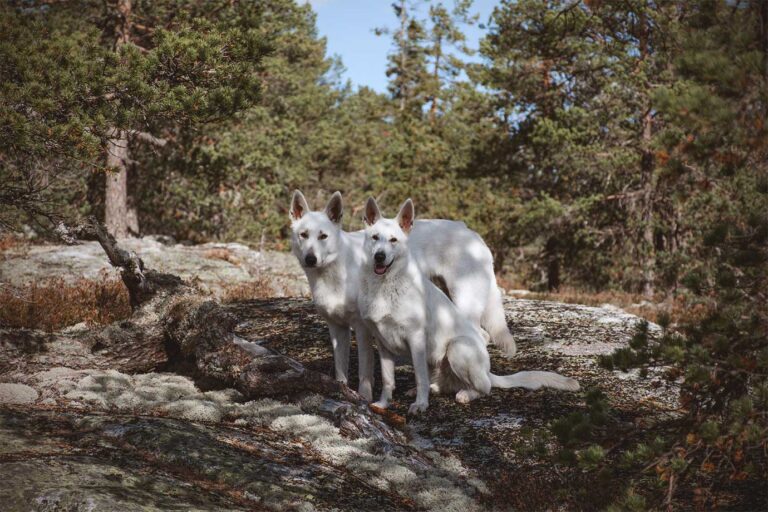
[0,352,474,510]
[0,383,39,404]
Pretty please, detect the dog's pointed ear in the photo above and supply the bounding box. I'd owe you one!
[396,198,415,233]
[364,197,381,226]
[325,191,343,224]
[290,190,309,221]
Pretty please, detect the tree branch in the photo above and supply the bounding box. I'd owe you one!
[105,127,168,147]
[130,130,168,147]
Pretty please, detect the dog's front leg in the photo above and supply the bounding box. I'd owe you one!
[328,322,350,385]
[372,345,396,409]
[353,321,375,401]
[407,331,430,415]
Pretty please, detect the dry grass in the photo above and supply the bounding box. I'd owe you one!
[0,273,131,332]
[0,234,27,253]
[496,272,530,292]
[220,277,273,303]
[202,248,242,266]
[507,286,704,325]
[510,288,647,308]
[510,287,661,321]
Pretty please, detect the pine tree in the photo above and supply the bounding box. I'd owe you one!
[597,3,768,505]
[133,0,340,243]
[1,0,270,236]
[377,0,431,119]
[0,3,106,231]
[476,0,681,292]
[424,1,477,122]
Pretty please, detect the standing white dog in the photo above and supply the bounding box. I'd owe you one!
[289,190,515,400]
[357,197,579,414]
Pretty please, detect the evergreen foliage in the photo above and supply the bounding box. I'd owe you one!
[1,0,270,232]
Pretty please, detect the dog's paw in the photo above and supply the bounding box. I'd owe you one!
[405,386,417,397]
[455,390,472,404]
[408,401,428,415]
[455,389,480,404]
[371,400,389,410]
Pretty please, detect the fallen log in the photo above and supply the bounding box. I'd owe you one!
[62,217,335,393]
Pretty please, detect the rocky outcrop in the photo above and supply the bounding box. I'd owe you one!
[1,373,481,511]
[0,236,679,510]
[0,238,308,298]
[1,294,677,511]
[229,297,679,510]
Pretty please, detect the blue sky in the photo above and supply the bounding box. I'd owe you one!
[307,0,499,92]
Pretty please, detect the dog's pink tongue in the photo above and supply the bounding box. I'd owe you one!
[374,263,387,275]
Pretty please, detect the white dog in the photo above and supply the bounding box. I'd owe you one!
[289,190,516,400]
[357,197,580,414]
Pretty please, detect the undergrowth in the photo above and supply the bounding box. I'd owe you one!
[0,273,131,331]
[220,277,274,303]
[551,315,768,510]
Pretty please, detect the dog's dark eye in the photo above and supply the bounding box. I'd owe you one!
[300,232,309,239]
[372,234,379,241]
[389,237,398,243]
[318,233,328,240]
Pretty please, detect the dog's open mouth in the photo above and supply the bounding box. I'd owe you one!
[374,262,391,275]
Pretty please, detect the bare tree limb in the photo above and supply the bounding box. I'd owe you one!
[56,216,182,308]
[130,130,168,147]
[105,127,168,147]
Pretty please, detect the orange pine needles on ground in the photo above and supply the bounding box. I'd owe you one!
[0,273,131,332]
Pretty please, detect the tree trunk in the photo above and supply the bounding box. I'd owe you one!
[104,0,134,238]
[545,236,560,292]
[398,0,407,112]
[759,0,768,81]
[641,109,656,299]
[429,34,441,123]
[105,132,130,238]
[126,188,140,235]
[638,11,655,299]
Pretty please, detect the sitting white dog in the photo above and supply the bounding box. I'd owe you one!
[357,197,580,414]
[289,190,516,400]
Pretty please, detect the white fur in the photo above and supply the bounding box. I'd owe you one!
[357,198,579,414]
[289,191,516,401]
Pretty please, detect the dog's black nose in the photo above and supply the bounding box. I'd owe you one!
[374,251,386,263]
[305,254,317,267]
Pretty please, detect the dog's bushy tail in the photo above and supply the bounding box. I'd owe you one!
[482,285,517,356]
[490,371,580,391]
